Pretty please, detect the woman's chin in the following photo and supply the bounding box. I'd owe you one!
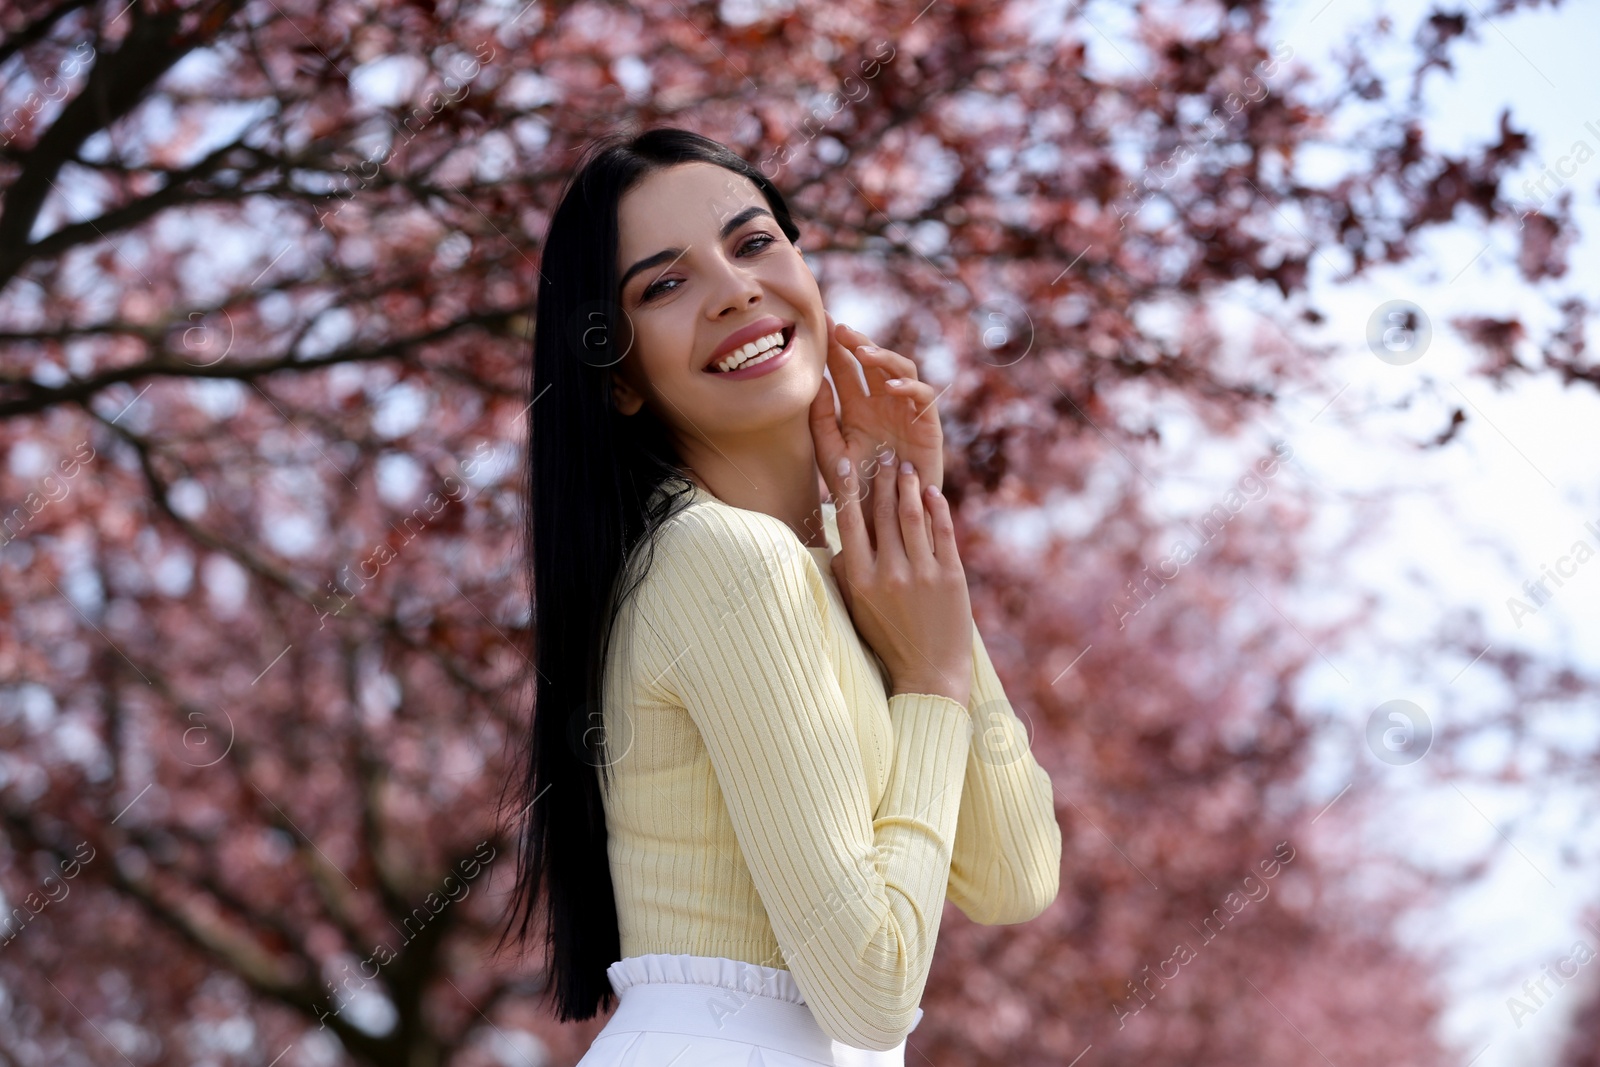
[699,365,823,428]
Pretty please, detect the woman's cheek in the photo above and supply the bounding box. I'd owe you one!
[641,317,692,388]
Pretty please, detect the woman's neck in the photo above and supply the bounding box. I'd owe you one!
[680,420,829,549]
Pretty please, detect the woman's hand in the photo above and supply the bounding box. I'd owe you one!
[808,314,945,546]
[821,445,972,707]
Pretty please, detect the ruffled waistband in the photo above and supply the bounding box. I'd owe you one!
[607,952,807,1005]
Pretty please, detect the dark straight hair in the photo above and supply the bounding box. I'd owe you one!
[493,126,804,1022]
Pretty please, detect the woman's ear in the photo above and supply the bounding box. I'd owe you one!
[611,370,644,416]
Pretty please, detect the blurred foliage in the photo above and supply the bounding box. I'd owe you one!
[0,0,1592,1064]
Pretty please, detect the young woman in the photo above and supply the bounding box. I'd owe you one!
[497,127,1062,1066]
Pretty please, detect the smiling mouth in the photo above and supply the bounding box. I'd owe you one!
[706,325,795,374]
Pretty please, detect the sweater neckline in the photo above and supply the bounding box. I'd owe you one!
[679,480,839,559]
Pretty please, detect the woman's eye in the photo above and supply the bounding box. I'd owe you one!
[739,233,777,255]
[639,233,778,302]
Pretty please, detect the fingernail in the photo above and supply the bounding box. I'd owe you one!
[836,457,851,478]
[885,378,903,387]
[858,344,877,354]
[926,483,941,497]
[900,459,913,475]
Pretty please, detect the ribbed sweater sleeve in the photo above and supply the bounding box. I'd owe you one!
[633,502,974,1052]
[946,620,1063,924]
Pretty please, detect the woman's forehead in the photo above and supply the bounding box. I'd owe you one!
[618,163,764,245]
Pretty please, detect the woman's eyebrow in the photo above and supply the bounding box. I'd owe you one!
[619,205,775,292]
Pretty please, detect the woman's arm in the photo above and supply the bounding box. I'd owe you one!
[945,621,1063,925]
[634,502,972,1053]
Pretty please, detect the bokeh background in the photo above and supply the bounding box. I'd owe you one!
[2,0,1598,1064]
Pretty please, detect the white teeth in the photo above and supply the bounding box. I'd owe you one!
[713,329,787,372]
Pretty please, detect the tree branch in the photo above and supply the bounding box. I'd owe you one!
[0,0,248,289]
[0,309,517,419]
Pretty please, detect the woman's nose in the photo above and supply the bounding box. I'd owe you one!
[705,253,762,316]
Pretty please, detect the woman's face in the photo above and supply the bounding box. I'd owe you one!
[609,161,827,445]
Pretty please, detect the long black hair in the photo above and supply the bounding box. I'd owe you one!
[493,125,805,1022]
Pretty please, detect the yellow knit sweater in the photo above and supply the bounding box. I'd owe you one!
[599,482,1062,1051]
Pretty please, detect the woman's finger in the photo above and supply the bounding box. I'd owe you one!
[808,372,847,461]
[854,344,919,384]
[826,321,871,409]
[811,374,871,526]
[835,324,919,388]
[809,383,847,508]
[872,447,906,565]
[882,376,939,415]
[830,454,873,568]
[925,481,959,570]
[833,321,920,398]
[896,459,932,566]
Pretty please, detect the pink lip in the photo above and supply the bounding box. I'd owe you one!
[705,316,794,370]
[706,325,796,380]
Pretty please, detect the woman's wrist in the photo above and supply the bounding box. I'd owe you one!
[890,675,970,707]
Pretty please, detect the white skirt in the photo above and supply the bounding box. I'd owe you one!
[574,953,925,1066]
